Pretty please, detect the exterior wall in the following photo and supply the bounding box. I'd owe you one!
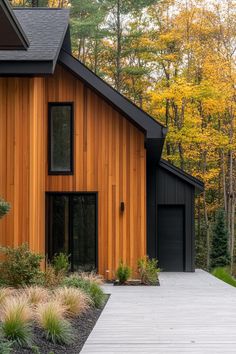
[156,166,195,272]
[0,65,146,279]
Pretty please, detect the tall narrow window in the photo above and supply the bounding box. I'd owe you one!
[48,103,73,174]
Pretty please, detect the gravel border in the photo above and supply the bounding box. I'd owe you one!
[12,296,109,354]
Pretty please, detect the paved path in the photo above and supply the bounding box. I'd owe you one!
[81,270,236,353]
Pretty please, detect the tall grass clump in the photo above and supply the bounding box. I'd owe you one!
[54,287,90,317]
[63,275,106,309]
[0,298,32,347]
[22,286,49,306]
[0,288,14,306]
[36,301,72,344]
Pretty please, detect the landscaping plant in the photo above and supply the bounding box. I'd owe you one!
[63,275,106,308]
[36,301,73,345]
[0,244,43,287]
[54,287,90,317]
[22,286,49,306]
[0,297,32,347]
[52,253,70,275]
[212,267,236,287]
[43,264,64,288]
[115,261,132,284]
[0,288,14,306]
[137,256,160,285]
[0,339,13,354]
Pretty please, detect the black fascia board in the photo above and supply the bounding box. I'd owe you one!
[159,159,204,192]
[0,0,29,49]
[58,49,167,140]
[0,60,54,75]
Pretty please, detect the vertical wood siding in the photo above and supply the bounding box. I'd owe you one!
[0,65,146,279]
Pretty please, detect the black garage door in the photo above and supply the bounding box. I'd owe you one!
[157,205,185,271]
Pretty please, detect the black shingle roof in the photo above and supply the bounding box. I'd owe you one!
[0,8,69,73]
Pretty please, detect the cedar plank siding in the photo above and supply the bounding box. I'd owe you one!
[0,65,146,279]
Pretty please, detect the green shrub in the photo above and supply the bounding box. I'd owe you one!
[115,261,131,284]
[36,301,72,345]
[137,256,160,285]
[52,253,70,274]
[212,267,236,287]
[0,198,11,219]
[1,298,32,347]
[63,275,106,308]
[0,244,43,287]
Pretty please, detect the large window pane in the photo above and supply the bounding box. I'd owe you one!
[72,195,96,272]
[48,195,69,259]
[47,194,97,272]
[49,104,73,173]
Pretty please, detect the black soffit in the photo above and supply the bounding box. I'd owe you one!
[0,0,29,50]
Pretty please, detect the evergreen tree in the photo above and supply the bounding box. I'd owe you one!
[210,209,230,269]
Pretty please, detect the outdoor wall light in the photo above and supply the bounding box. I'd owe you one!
[120,202,125,212]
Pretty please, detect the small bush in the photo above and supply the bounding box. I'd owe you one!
[36,301,72,344]
[0,298,32,347]
[0,244,43,287]
[54,287,90,317]
[137,256,160,285]
[52,253,70,275]
[63,275,106,308]
[115,261,131,284]
[0,198,11,219]
[22,286,49,306]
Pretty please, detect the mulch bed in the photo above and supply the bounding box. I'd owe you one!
[12,297,109,354]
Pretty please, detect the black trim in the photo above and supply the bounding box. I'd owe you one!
[48,102,74,175]
[45,192,98,272]
[0,0,29,50]
[159,159,204,192]
[0,60,54,75]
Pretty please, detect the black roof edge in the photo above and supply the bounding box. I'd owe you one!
[159,159,204,192]
[1,0,29,49]
[0,60,54,75]
[58,49,167,140]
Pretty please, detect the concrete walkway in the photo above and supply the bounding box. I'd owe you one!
[81,270,236,353]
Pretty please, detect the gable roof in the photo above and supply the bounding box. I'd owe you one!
[0,7,70,74]
[0,0,29,50]
[159,159,204,192]
[59,49,167,142]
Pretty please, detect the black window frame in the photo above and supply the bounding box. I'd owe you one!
[48,102,74,175]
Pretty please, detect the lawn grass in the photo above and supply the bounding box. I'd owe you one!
[211,267,236,287]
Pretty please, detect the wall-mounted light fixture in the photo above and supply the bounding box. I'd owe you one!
[120,201,125,213]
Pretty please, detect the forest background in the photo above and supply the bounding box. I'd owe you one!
[11,0,236,272]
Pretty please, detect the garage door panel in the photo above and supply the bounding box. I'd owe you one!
[157,205,184,271]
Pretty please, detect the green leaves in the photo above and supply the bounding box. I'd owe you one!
[0,198,10,219]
